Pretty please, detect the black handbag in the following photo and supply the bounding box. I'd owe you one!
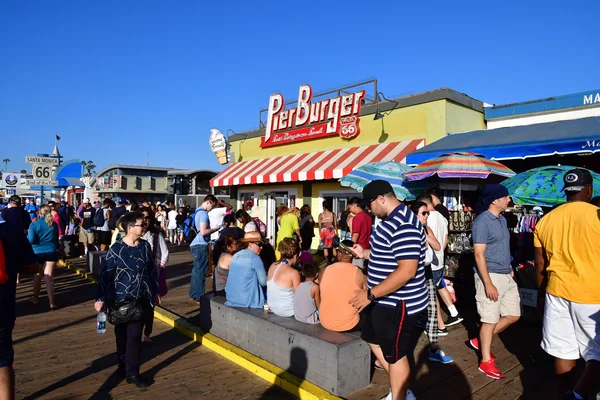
[108,299,144,325]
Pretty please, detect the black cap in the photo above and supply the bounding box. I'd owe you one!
[8,195,21,205]
[563,168,593,192]
[362,180,394,203]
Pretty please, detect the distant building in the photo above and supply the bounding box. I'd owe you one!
[168,169,230,209]
[91,164,173,204]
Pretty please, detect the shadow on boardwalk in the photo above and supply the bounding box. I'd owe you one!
[23,328,197,400]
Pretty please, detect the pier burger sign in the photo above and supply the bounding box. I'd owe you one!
[261,84,366,148]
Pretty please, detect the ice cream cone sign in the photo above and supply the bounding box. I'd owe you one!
[209,128,229,165]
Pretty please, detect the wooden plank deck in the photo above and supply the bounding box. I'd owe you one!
[12,260,293,400]
[13,244,558,399]
[149,244,558,400]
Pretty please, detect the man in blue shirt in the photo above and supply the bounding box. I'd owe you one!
[189,195,220,303]
[350,180,428,400]
[471,184,520,380]
[225,231,267,308]
[24,199,39,222]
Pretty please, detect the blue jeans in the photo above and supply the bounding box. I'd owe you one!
[190,245,209,301]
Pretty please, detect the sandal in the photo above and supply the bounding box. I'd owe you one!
[29,297,39,305]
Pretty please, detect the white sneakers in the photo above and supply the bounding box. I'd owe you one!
[380,389,417,400]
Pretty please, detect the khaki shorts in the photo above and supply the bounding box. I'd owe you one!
[474,272,521,324]
[79,229,95,244]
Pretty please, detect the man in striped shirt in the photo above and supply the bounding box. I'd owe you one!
[350,180,428,400]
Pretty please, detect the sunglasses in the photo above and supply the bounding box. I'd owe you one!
[420,211,429,216]
[134,222,147,227]
[252,242,264,248]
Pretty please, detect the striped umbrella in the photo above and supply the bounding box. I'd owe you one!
[404,152,515,181]
[501,165,600,207]
[340,161,427,201]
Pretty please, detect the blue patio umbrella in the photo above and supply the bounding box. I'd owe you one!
[500,165,600,207]
[340,161,426,201]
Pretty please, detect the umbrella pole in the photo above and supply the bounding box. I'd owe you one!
[459,178,462,209]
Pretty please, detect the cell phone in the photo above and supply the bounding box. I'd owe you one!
[338,240,359,258]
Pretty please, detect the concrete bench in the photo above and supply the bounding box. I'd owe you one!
[198,295,370,397]
[87,250,107,275]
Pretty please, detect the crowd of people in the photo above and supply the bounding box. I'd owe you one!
[1,166,599,399]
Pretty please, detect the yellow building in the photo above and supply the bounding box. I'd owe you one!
[210,82,485,248]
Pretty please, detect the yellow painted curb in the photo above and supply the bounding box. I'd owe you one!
[60,259,342,400]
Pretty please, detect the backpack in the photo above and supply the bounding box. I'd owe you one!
[183,211,198,243]
[108,207,127,230]
[93,208,106,227]
[0,222,7,284]
[253,217,267,237]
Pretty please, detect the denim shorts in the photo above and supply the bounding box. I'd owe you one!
[0,322,15,368]
[431,268,445,288]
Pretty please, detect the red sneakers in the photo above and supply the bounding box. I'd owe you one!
[469,338,497,362]
[478,360,505,379]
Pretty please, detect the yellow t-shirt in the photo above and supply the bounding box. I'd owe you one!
[277,213,299,244]
[533,202,600,304]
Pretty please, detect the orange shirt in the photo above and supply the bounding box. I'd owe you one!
[319,262,363,332]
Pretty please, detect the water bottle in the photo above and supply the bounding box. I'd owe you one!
[96,311,107,334]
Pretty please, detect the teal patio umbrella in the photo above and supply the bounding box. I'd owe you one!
[500,165,600,207]
[340,161,426,201]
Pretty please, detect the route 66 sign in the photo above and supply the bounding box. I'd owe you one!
[339,116,360,140]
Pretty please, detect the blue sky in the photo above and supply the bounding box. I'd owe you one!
[1,0,599,174]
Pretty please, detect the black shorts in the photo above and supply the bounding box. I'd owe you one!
[0,321,15,368]
[36,251,59,263]
[360,301,420,364]
[98,230,112,246]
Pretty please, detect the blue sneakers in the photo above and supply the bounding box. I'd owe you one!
[428,349,454,364]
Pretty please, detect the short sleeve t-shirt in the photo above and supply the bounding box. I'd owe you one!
[191,208,210,246]
[79,207,96,230]
[533,202,600,304]
[351,211,372,249]
[472,211,511,274]
[367,203,428,315]
[427,210,448,271]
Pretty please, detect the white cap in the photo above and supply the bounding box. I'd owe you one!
[82,198,91,204]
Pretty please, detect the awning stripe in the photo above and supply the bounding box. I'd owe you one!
[210,140,424,187]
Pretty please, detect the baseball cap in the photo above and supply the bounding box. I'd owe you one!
[59,200,67,206]
[563,168,593,192]
[116,197,127,205]
[82,198,91,204]
[362,180,395,203]
[9,195,22,205]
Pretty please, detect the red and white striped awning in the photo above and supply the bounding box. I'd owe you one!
[210,139,424,187]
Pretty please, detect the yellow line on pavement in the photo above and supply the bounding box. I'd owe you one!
[60,259,342,400]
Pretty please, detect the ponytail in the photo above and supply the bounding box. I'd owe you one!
[39,205,53,227]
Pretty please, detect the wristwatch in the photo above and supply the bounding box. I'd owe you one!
[367,288,376,302]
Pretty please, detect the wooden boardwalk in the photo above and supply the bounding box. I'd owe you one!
[12,244,558,399]
[12,261,293,399]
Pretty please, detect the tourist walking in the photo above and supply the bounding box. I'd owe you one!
[167,205,178,244]
[28,205,60,310]
[410,201,454,364]
[0,195,31,232]
[95,212,159,389]
[417,194,463,334]
[155,205,167,236]
[235,209,259,233]
[348,197,372,270]
[298,205,315,252]
[0,215,38,400]
[318,200,337,265]
[276,208,301,259]
[78,199,97,258]
[534,168,600,400]
[348,180,428,400]
[189,195,220,303]
[471,184,520,379]
[140,210,169,343]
